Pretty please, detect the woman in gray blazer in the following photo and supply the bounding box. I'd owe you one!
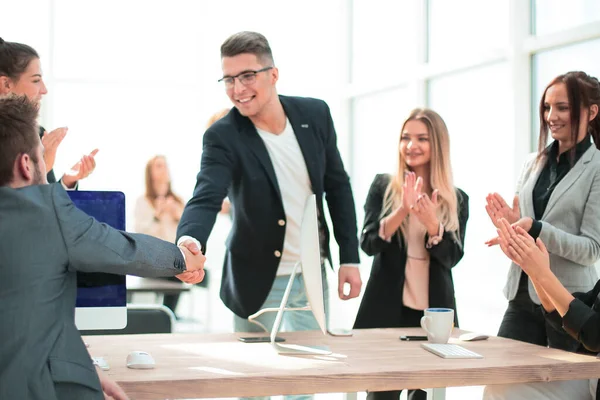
[485,71,600,352]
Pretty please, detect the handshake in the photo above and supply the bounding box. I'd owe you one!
[175,239,206,284]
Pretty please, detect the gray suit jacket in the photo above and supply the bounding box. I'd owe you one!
[0,184,187,400]
[504,146,600,303]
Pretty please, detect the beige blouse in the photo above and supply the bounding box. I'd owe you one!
[402,215,430,310]
[134,196,179,243]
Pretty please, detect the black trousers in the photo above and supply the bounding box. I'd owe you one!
[498,271,580,352]
[367,305,427,400]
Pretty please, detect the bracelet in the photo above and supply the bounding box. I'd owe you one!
[426,222,444,248]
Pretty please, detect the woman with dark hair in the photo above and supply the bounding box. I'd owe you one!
[485,71,600,355]
[0,38,97,188]
[134,155,185,312]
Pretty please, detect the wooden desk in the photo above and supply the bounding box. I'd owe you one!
[85,328,600,400]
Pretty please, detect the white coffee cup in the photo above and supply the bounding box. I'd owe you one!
[420,308,455,344]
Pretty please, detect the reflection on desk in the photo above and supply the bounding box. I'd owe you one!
[84,328,600,400]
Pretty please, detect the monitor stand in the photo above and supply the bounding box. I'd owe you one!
[248,262,331,356]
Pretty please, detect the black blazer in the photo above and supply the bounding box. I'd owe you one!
[177,95,360,318]
[353,174,469,329]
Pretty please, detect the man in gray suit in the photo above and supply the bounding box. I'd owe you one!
[0,95,206,399]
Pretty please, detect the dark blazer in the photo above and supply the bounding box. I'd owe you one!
[353,174,469,329]
[177,95,360,318]
[0,184,187,400]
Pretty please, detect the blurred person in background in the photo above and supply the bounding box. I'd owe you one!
[135,155,186,314]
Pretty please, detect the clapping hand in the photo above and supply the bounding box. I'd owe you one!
[496,218,550,279]
[485,193,520,228]
[176,239,206,284]
[485,217,533,247]
[62,149,99,188]
[411,190,440,235]
[402,172,422,211]
[42,127,68,171]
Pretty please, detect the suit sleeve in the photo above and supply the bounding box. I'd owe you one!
[320,101,360,264]
[176,127,233,253]
[426,189,469,270]
[539,167,600,266]
[555,280,600,352]
[51,185,186,277]
[360,174,397,256]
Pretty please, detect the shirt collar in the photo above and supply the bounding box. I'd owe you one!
[548,134,592,164]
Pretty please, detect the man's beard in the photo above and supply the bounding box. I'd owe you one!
[32,161,45,185]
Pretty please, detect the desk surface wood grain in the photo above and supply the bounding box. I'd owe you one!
[85,328,600,399]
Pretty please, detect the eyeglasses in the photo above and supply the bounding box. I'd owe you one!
[218,66,273,88]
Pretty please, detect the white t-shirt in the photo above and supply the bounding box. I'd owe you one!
[256,119,313,275]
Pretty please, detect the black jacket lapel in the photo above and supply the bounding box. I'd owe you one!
[235,112,282,201]
[281,96,320,193]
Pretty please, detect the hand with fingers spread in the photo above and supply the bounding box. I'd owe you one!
[378,172,424,241]
[485,216,533,247]
[41,127,68,171]
[411,189,440,236]
[62,149,99,188]
[485,193,520,228]
[496,218,550,279]
[402,171,423,211]
[177,239,206,284]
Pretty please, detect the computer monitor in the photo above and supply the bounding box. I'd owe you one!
[269,194,330,355]
[67,190,127,330]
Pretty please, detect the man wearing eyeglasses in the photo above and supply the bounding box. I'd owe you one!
[177,31,362,341]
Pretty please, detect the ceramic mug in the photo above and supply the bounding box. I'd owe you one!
[420,308,454,343]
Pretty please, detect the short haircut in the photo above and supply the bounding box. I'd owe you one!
[0,95,40,186]
[220,31,274,66]
[0,38,39,81]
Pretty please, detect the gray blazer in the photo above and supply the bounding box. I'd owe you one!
[504,145,600,303]
[0,184,187,400]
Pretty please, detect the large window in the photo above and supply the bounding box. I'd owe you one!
[45,0,347,231]
[428,0,509,63]
[350,87,416,224]
[533,0,600,35]
[428,63,512,334]
[351,1,421,85]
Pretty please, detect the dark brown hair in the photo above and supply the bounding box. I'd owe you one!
[0,38,39,81]
[538,71,600,163]
[220,31,274,66]
[0,95,40,186]
[144,155,183,207]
